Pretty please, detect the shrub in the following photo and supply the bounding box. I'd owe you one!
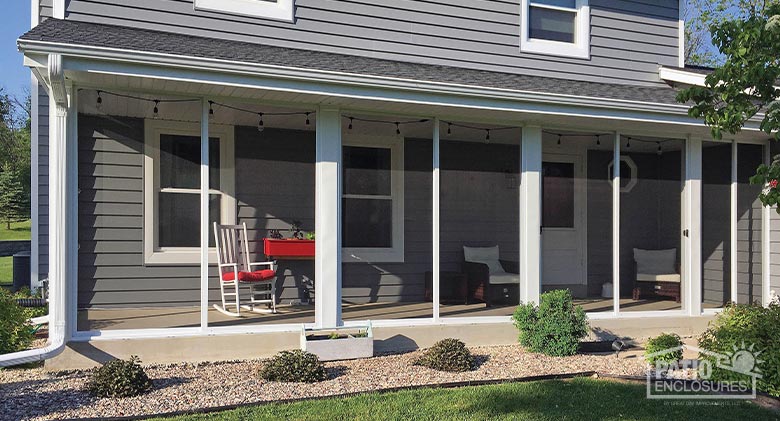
[413,338,475,372]
[645,333,683,365]
[259,350,327,383]
[87,356,152,398]
[13,287,47,320]
[698,303,780,397]
[512,290,589,357]
[0,289,34,354]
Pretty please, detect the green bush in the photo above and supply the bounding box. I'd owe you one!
[0,289,34,354]
[12,287,47,320]
[644,333,683,365]
[413,338,475,372]
[260,350,327,383]
[698,303,780,397]
[87,356,152,398]
[512,290,589,357]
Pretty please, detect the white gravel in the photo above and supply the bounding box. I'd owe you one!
[0,345,647,421]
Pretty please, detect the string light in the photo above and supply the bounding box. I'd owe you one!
[447,123,452,136]
[657,142,663,156]
[596,135,601,146]
[626,137,631,148]
[485,129,491,143]
[395,122,401,135]
[208,101,215,118]
[305,112,311,126]
[96,91,103,109]
[257,113,265,133]
[348,117,354,130]
[557,134,562,145]
[153,100,160,119]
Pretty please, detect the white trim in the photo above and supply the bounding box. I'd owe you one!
[200,99,210,330]
[612,132,620,315]
[143,119,236,265]
[521,126,542,304]
[315,107,342,328]
[31,0,39,27]
[432,118,441,322]
[341,134,405,263]
[730,140,738,303]
[659,66,707,86]
[608,156,638,193]
[194,0,294,22]
[763,143,772,307]
[520,0,590,59]
[678,0,686,68]
[686,136,702,315]
[53,0,64,19]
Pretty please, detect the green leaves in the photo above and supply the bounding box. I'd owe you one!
[512,290,589,357]
[413,338,476,372]
[0,289,34,355]
[86,356,152,398]
[259,350,327,383]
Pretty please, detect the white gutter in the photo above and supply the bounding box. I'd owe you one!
[0,55,68,367]
[659,66,708,87]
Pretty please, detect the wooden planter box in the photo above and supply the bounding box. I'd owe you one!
[263,239,315,259]
[300,323,374,361]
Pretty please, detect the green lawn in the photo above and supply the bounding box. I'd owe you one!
[0,256,12,286]
[0,220,31,241]
[158,378,777,421]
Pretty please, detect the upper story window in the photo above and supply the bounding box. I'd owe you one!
[520,0,590,59]
[194,0,295,22]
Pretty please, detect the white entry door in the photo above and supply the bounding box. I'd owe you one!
[541,154,586,286]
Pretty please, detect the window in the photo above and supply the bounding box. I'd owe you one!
[342,137,404,263]
[194,0,295,22]
[144,120,236,265]
[521,0,590,58]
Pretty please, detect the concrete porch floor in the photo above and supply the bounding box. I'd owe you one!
[77,298,692,331]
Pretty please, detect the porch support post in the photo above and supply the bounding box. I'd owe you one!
[520,125,542,304]
[432,118,440,321]
[315,107,342,328]
[612,132,620,315]
[200,99,210,330]
[730,141,738,303]
[66,86,78,336]
[685,136,703,315]
[762,143,772,307]
[48,70,74,343]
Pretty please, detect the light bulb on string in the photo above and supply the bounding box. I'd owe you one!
[657,142,663,156]
[485,129,491,143]
[447,123,452,136]
[395,122,401,136]
[557,134,562,145]
[257,113,265,132]
[153,100,160,119]
[596,135,601,146]
[626,137,631,149]
[305,112,311,126]
[348,117,354,130]
[96,91,103,110]
[208,101,215,120]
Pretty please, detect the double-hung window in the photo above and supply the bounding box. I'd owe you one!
[144,120,236,264]
[521,0,590,58]
[194,0,295,22]
[342,137,404,263]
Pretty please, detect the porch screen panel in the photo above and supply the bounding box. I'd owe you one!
[341,115,433,321]
[701,141,732,308]
[439,122,521,318]
[542,133,613,313]
[619,137,684,312]
[736,144,764,304]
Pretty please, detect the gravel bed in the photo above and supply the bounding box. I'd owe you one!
[0,345,647,421]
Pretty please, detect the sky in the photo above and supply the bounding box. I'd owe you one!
[0,1,32,101]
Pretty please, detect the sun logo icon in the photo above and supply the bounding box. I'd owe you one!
[719,342,763,378]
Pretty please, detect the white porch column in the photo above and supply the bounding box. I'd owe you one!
[432,118,440,321]
[48,86,75,342]
[612,132,621,314]
[520,125,542,304]
[763,143,772,307]
[685,136,703,315]
[730,141,739,303]
[200,99,210,330]
[315,107,342,328]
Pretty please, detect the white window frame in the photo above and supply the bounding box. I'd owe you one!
[342,134,405,263]
[520,0,590,59]
[144,120,236,265]
[194,0,295,22]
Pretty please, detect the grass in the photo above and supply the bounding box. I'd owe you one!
[0,256,12,286]
[0,220,31,241]
[157,378,777,421]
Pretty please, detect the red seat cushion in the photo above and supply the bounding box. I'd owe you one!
[221,269,276,283]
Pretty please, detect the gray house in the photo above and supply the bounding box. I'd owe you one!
[6,0,779,368]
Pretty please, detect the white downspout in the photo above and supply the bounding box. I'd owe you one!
[0,54,70,367]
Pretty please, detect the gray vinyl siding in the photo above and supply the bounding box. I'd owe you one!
[37,85,49,280]
[59,0,680,86]
[701,143,731,306]
[736,144,764,304]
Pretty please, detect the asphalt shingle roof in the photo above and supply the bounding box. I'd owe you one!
[20,19,684,105]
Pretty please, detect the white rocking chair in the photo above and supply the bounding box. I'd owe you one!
[213,222,277,317]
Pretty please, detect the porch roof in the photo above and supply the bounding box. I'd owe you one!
[19,19,682,106]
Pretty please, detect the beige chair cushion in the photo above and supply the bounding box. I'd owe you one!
[463,245,504,275]
[636,273,681,283]
[489,273,520,285]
